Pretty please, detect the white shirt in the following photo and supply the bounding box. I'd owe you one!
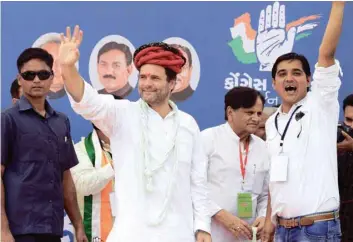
[68,82,210,242]
[202,123,270,242]
[265,62,342,222]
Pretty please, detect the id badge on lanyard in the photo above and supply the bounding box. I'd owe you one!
[237,140,253,218]
[270,106,302,182]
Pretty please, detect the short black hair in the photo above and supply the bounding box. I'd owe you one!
[170,44,192,67]
[224,87,265,120]
[17,48,53,72]
[272,52,311,79]
[10,79,20,99]
[343,94,353,111]
[97,42,132,66]
[92,94,123,130]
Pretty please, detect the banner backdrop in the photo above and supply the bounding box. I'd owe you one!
[1,1,352,241]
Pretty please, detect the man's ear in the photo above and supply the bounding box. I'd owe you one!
[307,76,311,87]
[226,106,234,121]
[169,79,176,93]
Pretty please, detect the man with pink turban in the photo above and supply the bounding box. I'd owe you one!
[58,25,211,242]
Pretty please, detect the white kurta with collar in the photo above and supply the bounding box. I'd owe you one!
[202,122,270,242]
[265,61,342,223]
[68,81,210,242]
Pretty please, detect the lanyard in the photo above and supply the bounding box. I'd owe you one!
[275,105,302,149]
[239,139,250,180]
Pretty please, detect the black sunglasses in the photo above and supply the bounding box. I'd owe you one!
[20,70,53,81]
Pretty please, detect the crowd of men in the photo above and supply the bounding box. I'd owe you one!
[2,2,352,242]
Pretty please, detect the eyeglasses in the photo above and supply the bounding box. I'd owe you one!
[20,70,53,81]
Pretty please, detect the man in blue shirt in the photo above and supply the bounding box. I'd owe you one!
[1,48,87,242]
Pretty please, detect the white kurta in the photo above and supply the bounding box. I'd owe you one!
[202,123,270,242]
[68,82,210,242]
[265,61,342,223]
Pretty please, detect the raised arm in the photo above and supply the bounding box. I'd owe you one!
[318,2,345,67]
[58,25,129,136]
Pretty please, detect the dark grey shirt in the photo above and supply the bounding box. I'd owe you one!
[1,96,78,236]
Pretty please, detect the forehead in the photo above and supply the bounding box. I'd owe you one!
[21,59,50,72]
[99,49,126,62]
[139,64,166,76]
[276,59,304,72]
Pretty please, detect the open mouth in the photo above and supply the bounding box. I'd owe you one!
[284,85,297,94]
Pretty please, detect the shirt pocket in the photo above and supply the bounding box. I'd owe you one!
[58,135,72,170]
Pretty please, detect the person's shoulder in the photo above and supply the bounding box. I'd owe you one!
[55,110,70,122]
[201,123,223,136]
[265,110,278,129]
[2,105,18,115]
[2,105,20,121]
[178,109,196,123]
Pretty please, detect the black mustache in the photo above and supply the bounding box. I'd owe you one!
[103,75,116,80]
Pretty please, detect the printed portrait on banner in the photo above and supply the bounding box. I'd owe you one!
[89,35,138,98]
[163,37,201,102]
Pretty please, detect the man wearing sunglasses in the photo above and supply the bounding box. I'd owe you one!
[1,48,87,242]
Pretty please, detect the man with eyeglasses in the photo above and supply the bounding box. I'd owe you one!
[1,48,87,242]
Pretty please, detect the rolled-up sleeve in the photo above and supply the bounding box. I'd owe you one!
[67,80,130,137]
[190,119,211,234]
[312,60,342,110]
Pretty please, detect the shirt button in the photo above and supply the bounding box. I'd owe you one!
[49,200,52,203]
[50,180,54,183]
